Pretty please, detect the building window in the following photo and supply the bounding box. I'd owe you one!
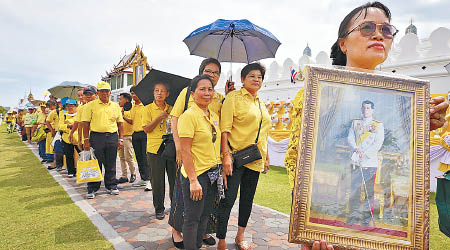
[127,74,133,86]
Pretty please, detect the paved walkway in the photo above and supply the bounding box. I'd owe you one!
[27,142,300,250]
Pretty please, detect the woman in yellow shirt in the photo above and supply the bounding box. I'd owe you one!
[142,82,175,220]
[217,63,271,250]
[178,75,222,250]
[59,99,79,178]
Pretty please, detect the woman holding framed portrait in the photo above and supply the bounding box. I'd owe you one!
[287,1,449,249]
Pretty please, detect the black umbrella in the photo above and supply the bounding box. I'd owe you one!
[133,69,191,106]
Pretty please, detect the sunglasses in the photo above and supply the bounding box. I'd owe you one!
[345,21,398,39]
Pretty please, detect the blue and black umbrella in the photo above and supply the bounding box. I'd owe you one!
[183,19,281,64]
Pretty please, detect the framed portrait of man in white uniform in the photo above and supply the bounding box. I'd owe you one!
[289,65,430,250]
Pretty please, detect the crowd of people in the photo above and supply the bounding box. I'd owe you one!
[4,2,450,250]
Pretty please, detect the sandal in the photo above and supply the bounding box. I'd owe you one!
[235,240,253,250]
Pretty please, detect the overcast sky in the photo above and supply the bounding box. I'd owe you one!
[1,0,449,108]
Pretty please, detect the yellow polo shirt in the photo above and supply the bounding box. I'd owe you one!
[179,103,221,178]
[46,109,59,131]
[37,111,47,124]
[130,103,145,132]
[81,99,124,133]
[170,87,224,118]
[74,104,84,123]
[59,112,78,145]
[142,102,173,154]
[123,110,133,136]
[220,88,271,172]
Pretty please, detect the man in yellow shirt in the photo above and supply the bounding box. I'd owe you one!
[37,103,50,162]
[45,100,58,170]
[142,83,175,219]
[82,81,124,199]
[118,92,136,184]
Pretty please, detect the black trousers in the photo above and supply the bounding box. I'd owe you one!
[132,131,150,181]
[181,171,217,250]
[62,141,80,175]
[87,132,118,193]
[348,165,377,224]
[216,166,260,239]
[147,152,177,213]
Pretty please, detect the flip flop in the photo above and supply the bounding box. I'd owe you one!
[235,240,253,250]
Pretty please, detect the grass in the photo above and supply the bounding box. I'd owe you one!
[253,166,450,250]
[0,123,113,249]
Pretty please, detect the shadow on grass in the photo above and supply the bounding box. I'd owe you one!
[54,220,105,244]
[25,197,74,210]
[19,190,67,203]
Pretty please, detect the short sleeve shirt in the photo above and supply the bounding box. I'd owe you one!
[170,87,224,118]
[130,103,145,132]
[81,99,124,133]
[142,102,173,154]
[179,103,221,178]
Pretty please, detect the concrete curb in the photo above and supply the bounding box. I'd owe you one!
[25,141,134,250]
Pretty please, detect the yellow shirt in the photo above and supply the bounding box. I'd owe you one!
[37,111,47,125]
[74,104,84,123]
[59,112,78,145]
[6,115,14,122]
[142,102,173,154]
[170,87,224,118]
[220,88,271,172]
[24,113,38,127]
[179,103,221,178]
[284,88,304,189]
[123,110,134,136]
[46,110,59,131]
[81,99,124,133]
[130,103,145,132]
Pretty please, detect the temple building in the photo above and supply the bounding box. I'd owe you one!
[101,45,150,102]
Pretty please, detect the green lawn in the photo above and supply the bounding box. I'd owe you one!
[254,165,450,250]
[0,124,113,249]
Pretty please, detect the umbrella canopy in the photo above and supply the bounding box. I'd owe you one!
[183,19,281,63]
[48,81,87,99]
[133,69,191,106]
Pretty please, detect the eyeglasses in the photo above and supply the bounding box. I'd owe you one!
[203,69,220,76]
[344,21,398,39]
[210,124,217,143]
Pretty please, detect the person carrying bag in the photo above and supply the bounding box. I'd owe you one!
[76,149,103,183]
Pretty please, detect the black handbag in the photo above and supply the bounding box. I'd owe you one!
[159,86,190,160]
[231,100,263,168]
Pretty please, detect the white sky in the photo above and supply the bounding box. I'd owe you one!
[1,0,450,108]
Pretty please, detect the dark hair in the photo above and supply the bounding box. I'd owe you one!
[153,82,170,93]
[330,1,392,66]
[198,58,221,75]
[190,75,214,92]
[362,100,375,109]
[119,93,132,102]
[241,62,266,81]
[47,100,57,107]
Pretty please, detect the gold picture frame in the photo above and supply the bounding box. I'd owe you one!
[289,65,430,250]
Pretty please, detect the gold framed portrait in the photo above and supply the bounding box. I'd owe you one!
[289,65,430,250]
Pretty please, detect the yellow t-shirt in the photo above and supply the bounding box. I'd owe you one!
[284,88,304,189]
[130,103,145,132]
[59,112,78,145]
[220,88,271,172]
[170,87,224,118]
[74,104,84,123]
[37,111,47,124]
[179,103,221,178]
[142,102,173,154]
[46,109,59,131]
[123,110,134,136]
[6,115,14,122]
[81,99,124,133]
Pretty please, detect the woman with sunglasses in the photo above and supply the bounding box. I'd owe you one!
[177,74,222,250]
[286,2,448,250]
[217,62,271,250]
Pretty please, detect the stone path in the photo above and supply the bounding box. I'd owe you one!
[27,142,300,250]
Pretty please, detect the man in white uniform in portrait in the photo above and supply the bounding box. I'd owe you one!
[346,100,384,226]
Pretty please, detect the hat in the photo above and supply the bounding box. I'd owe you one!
[97,81,111,90]
[61,97,69,106]
[83,85,97,95]
[66,99,78,105]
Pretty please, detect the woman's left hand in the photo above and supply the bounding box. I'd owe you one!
[263,159,270,174]
[304,240,334,250]
[430,96,449,131]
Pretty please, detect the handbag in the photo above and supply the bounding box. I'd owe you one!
[159,86,191,160]
[230,100,263,167]
[436,170,450,237]
[32,125,47,142]
[76,149,103,183]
